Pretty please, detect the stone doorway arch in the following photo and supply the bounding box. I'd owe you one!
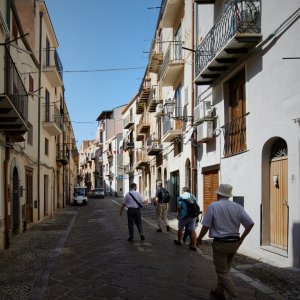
[262,137,288,253]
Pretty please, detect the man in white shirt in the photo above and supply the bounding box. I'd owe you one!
[196,184,254,300]
[120,182,145,242]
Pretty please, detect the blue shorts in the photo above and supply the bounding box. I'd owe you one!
[178,217,196,231]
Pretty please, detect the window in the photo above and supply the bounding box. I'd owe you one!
[27,123,33,145]
[45,37,50,66]
[223,69,247,157]
[174,85,182,117]
[29,75,34,93]
[45,138,49,155]
[45,89,50,121]
[12,15,18,44]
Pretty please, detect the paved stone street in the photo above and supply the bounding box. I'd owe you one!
[0,196,299,299]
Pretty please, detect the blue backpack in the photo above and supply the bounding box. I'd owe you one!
[183,199,201,218]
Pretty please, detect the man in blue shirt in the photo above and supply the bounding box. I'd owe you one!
[196,184,254,300]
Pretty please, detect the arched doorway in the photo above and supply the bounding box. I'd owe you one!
[262,137,288,251]
[270,138,288,250]
[12,167,20,235]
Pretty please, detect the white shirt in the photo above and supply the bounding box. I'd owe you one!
[123,189,144,208]
[202,198,254,238]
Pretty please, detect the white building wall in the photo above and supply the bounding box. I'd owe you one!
[196,0,300,267]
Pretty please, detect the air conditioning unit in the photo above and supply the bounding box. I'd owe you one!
[155,103,164,117]
[197,121,214,142]
[194,100,213,123]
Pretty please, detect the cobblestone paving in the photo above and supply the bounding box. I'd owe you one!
[0,199,299,300]
[0,209,77,300]
[185,236,300,300]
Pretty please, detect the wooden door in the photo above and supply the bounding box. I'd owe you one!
[203,170,219,213]
[25,169,33,224]
[228,70,246,154]
[270,157,288,250]
[12,167,20,235]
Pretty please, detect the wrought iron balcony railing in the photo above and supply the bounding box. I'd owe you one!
[222,112,249,157]
[158,41,184,82]
[7,50,28,121]
[56,144,69,165]
[44,48,63,80]
[195,0,261,76]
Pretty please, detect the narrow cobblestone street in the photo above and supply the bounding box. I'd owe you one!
[0,197,299,299]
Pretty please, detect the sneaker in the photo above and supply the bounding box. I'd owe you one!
[173,240,181,246]
[166,225,170,232]
[140,235,145,241]
[127,238,133,242]
[189,245,197,252]
[157,229,162,232]
[210,289,225,300]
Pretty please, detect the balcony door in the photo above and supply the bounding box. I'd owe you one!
[26,169,33,224]
[46,38,50,66]
[174,24,182,60]
[227,69,246,155]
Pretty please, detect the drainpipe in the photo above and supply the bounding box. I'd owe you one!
[4,0,11,249]
[4,138,10,249]
[37,11,43,220]
[191,2,196,196]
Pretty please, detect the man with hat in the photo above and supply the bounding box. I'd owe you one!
[196,184,254,300]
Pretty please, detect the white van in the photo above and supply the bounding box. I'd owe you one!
[72,186,88,205]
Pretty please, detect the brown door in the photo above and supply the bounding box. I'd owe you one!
[270,157,288,250]
[203,170,219,213]
[25,169,33,224]
[228,70,246,155]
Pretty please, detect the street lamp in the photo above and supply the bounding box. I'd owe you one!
[159,98,194,123]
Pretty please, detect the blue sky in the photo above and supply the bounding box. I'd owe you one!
[46,1,161,148]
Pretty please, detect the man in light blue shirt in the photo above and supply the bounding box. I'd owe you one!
[197,184,254,300]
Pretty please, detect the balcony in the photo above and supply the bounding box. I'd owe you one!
[195,0,262,85]
[123,114,135,129]
[123,139,135,151]
[0,52,28,142]
[148,85,162,113]
[147,134,163,156]
[56,144,69,165]
[42,103,62,136]
[137,113,150,135]
[139,78,151,104]
[107,151,113,161]
[43,49,63,87]
[162,117,183,142]
[84,173,91,183]
[222,113,249,157]
[136,101,143,115]
[160,0,183,27]
[124,164,134,174]
[135,149,150,170]
[148,40,163,73]
[105,171,114,180]
[158,41,184,86]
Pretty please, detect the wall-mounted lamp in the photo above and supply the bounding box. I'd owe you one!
[156,98,194,123]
